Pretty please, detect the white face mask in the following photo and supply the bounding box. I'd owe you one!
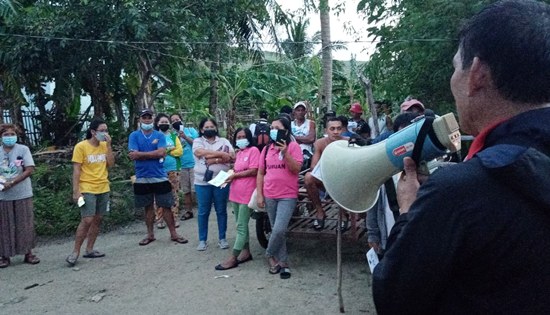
[141,122,154,131]
[236,139,249,149]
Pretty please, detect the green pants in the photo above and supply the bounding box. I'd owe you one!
[231,202,252,257]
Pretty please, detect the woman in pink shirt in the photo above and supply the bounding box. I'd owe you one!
[256,114,303,279]
[215,128,260,270]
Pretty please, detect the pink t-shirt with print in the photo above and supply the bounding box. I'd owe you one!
[259,142,304,199]
[229,146,260,204]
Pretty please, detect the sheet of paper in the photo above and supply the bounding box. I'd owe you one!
[366,248,380,273]
[208,170,233,187]
[77,196,85,207]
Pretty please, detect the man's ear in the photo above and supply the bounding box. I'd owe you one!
[468,57,492,96]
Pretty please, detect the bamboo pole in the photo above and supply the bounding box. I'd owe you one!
[337,207,345,313]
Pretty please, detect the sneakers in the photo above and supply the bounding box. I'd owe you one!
[196,241,208,251]
[218,239,229,249]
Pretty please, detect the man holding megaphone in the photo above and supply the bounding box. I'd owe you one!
[372,1,550,314]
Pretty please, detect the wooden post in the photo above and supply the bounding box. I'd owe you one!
[359,74,380,138]
[337,207,345,313]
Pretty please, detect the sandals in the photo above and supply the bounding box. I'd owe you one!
[156,221,166,229]
[268,264,281,274]
[339,220,349,232]
[280,267,291,279]
[139,237,156,246]
[180,211,194,221]
[24,254,40,265]
[83,250,105,258]
[65,253,78,267]
[0,256,10,268]
[313,216,326,231]
[171,236,189,244]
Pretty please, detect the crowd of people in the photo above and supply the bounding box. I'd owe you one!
[1,0,548,310]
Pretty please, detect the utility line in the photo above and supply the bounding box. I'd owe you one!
[0,32,455,45]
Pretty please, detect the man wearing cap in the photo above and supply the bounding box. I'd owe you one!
[349,103,371,139]
[129,109,188,246]
[373,1,550,313]
[291,101,316,156]
[400,98,425,114]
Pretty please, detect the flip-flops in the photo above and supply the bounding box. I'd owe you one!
[268,264,281,274]
[65,253,78,267]
[180,212,194,221]
[139,237,156,246]
[83,250,105,258]
[24,254,40,265]
[280,267,291,279]
[313,216,326,231]
[0,257,10,268]
[171,236,189,244]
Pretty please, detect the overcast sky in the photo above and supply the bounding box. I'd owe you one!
[275,0,374,61]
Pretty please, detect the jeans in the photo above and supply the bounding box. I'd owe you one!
[265,198,297,265]
[195,184,229,242]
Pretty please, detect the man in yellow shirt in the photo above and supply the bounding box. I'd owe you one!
[66,119,115,267]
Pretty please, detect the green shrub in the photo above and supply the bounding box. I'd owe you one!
[32,145,136,236]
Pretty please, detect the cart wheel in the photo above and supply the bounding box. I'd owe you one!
[255,212,271,249]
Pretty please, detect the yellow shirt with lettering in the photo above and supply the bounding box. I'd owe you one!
[72,140,110,194]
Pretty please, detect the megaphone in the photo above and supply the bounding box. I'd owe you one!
[319,113,461,213]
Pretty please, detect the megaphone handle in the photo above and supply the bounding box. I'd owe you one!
[411,116,435,166]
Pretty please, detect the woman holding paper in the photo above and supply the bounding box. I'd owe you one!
[215,127,259,270]
[65,119,114,267]
[0,124,40,268]
[193,118,235,251]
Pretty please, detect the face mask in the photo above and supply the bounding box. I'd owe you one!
[203,129,217,138]
[158,124,170,132]
[95,132,107,141]
[236,139,249,149]
[141,122,154,131]
[172,121,182,131]
[270,129,278,141]
[2,136,17,147]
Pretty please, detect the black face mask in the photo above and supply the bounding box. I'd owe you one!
[159,124,170,132]
[203,129,217,138]
[172,121,182,131]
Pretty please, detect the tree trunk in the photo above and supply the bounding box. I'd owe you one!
[227,97,237,143]
[136,54,154,112]
[320,0,333,111]
[209,62,219,117]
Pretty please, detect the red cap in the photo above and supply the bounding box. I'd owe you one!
[349,103,363,114]
[400,99,425,113]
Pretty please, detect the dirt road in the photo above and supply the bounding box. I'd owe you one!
[1,216,376,314]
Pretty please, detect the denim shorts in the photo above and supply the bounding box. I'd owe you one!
[81,192,110,217]
[133,181,173,208]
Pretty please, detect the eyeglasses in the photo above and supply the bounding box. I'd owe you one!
[96,129,108,132]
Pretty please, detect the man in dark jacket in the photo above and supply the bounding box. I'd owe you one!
[373,1,550,314]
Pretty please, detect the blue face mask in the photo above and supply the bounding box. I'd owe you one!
[270,129,278,141]
[141,122,154,131]
[236,139,249,149]
[2,136,17,147]
[95,132,107,141]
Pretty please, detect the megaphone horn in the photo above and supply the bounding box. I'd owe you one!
[319,113,461,213]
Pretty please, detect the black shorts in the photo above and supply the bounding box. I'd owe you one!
[133,181,173,208]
